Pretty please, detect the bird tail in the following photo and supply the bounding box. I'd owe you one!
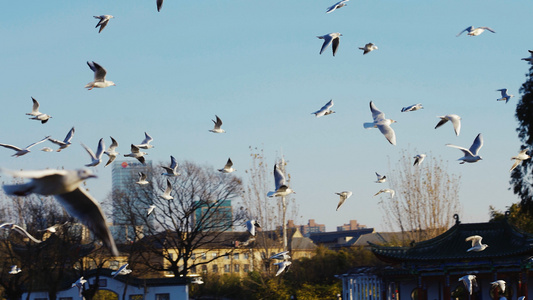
[363,122,375,129]
[3,183,33,196]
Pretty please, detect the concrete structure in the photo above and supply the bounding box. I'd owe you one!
[287,219,326,237]
[337,220,368,231]
[309,228,375,250]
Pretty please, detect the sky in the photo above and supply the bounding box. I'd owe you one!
[1,0,533,232]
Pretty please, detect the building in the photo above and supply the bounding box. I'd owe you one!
[337,220,368,231]
[193,200,233,232]
[309,228,375,250]
[287,219,326,237]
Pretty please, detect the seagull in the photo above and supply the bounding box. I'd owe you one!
[81,138,105,167]
[375,172,386,183]
[147,205,156,216]
[246,220,261,236]
[0,223,42,243]
[270,251,291,261]
[48,127,75,152]
[1,168,119,256]
[435,114,461,136]
[85,61,116,90]
[135,132,154,149]
[161,155,180,176]
[459,275,477,295]
[317,33,342,56]
[457,26,495,37]
[104,137,119,167]
[521,50,533,63]
[374,189,395,198]
[363,101,397,145]
[112,263,132,278]
[335,191,352,211]
[160,179,173,200]
[274,261,292,276]
[93,15,114,33]
[0,136,50,157]
[136,172,149,185]
[496,89,514,103]
[311,99,335,117]
[40,221,69,233]
[465,235,488,252]
[26,97,42,116]
[491,280,506,294]
[510,149,530,172]
[413,154,426,166]
[29,113,52,124]
[267,164,295,197]
[41,147,53,152]
[124,144,147,165]
[72,277,87,298]
[446,133,483,164]
[326,0,349,13]
[157,0,163,11]
[9,265,21,275]
[359,43,378,55]
[401,103,423,112]
[209,115,225,133]
[218,158,236,173]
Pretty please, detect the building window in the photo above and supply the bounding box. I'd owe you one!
[224,264,230,273]
[129,295,144,300]
[191,266,197,274]
[224,254,230,260]
[156,294,170,300]
[243,264,250,273]
[233,253,239,260]
[201,265,207,274]
[212,264,218,273]
[234,264,240,273]
[191,253,196,260]
[243,252,249,260]
[202,252,207,260]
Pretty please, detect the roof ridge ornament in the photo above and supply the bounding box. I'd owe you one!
[505,210,511,218]
[453,214,460,224]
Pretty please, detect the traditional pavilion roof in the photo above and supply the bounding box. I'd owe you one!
[370,218,533,264]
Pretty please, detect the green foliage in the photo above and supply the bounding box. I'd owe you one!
[295,283,341,300]
[489,203,533,234]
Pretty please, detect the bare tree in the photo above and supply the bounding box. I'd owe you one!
[379,150,461,245]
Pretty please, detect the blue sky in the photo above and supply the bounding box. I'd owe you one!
[1,0,532,231]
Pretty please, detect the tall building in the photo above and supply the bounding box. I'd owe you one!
[287,219,326,237]
[336,220,367,231]
[193,200,233,232]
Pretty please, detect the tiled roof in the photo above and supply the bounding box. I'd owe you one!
[309,228,374,244]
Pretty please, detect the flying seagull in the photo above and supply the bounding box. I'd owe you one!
[435,114,461,136]
[93,15,114,33]
[85,61,116,90]
[270,251,291,261]
[9,265,21,275]
[317,33,342,56]
[48,127,75,152]
[218,158,236,173]
[124,144,147,165]
[374,189,395,198]
[326,0,349,13]
[457,26,495,37]
[41,147,53,152]
[246,220,261,236]
[465,235,488,252]
[136,172,149,185]
[491,280,506,294]
[311,99,335,117]
[147,205,156,216]
[29,113,52,124]
[359,43,378,55]
[0,136,50,157]
[413,154,426,166]
[72,277,87,298]
[274,261,292,276]
[209,115,225,133]
[363,101,397,145]
[496,89,514,103]
[104,137,119,167]
[401,103,423,112]
[1,168,119,256]
[81,138,105,167]
[160,179,173,200]
[510,149,531,172]
[446,133,483,164]
[0,223,42,243]
[459,275,477,295]
[335,191,352,211]
[162,155,180,176]
[26,97,42,116]
[112,264,132,278]
[40,221,69,234]
[375,172,386,183]
[267,164,295,197]
[135,132,154,149]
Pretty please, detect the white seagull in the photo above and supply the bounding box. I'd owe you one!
[0,136,50,157]
[317,33,342,56]
[312,99,335,117]
[112,263,132,278]
[435,114,461,136]
[147,205,156,216]
[135,132,154,149]
[218,158,236,173]
[326,0,349,13]
[136,172,149,185]
[160,179,173,200]
[456,26,495,37]
[413,154,426,166]
[491,280,506,294]
[48,127,75,152]
[85,61,116,90]
[0,223,42,243]
[161,155,180,176]
[510,149,530,172]
[359,43,378,55]
[26,97,42,116]
[459,275,477,295]
[29,113,52,124]
[270,251,291,261]
[209,115,226,133]
[72,277,87,298]
[375,172,386,183]
[104,137,119,167]
[446,133,483,164]
[335,191,352,211]
[363,101,397,145]
[496,89,514,103]
[274,261,292,276]
[521,50,533,63]
[1,168,119,256]
[374,189,395,198]
[401,103,423,112]
[81,138,105,167]
[465,235,488,252]
[9,265,21,275]
[246,220,261,236]
[267,164,295,197]
[124,144,148,165]
[94,15,114,33]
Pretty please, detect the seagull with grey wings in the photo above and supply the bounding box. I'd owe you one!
[9,265,21,275]
[0,223,42,243]
[466,235,488,252]
[317,33,342,56]
[446,133,483,164]
[26,97,52,124]
[374,189,395,198]
[135,132,154,149]
[94,15,114,33]
[209,115,225,133]
[363,101,397,145]
[246,220,261,236]
[311,99,335,117]
[160,179,173,200]
[457,26,495,37]
[496,89,514,103]
[85,61,116,90]
[413,154,426,166]
[124,144,147,165]
[491,280,506,294]
[359,43,378,55]
[0,136,50,157]
[136,172,149,185]
[267,164,295,197]
[510,149,530,172]
[218,158,236,173]
[1,168,119,256]
[81,138,105,167]
[48,127,75,152]
[326,0,349,13]
[112,263,132,278]
[335,191,352,211]
[401,103,423,112]
[104,137,119,167]
[270,251,291,261]
[435,114,461,136]
[161,155,180,176]
[459,275,477,295]
[375,172,386,183]
[274,260,292,276]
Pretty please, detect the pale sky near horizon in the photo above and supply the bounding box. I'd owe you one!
[1,0,533,232]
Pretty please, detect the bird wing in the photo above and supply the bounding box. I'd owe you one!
[11,224,42,243]
[95,138,105,159]
[130,144,140,153]
[139,172,147,181]
[469,133,483,156]
[319,34,333,55]
[104,155,116,167]
[108,136,118,151]
[377,123,396,145]
[273,164,286,191]
[0,144,22,151]
[157,0,163,11]
[213,115,223,129]
[369,101,385,121]
[81,143,97,160]
[326,1,342,13]
[225,158,233,169]
[457,26,473,37]
[446,144,474,157]
[332,36,340,56]
[465,235,482,247]
[97,19,109,33]
[246,220,255,236]
[270,251,290,260]
[64,127,76,143]
[435,117,449,129]
[25,136,51,150]
[449,116,461,136]
[480,26,495,33]
[313,99,334,117]
[140,132,153,145]
[87,61,107,81]
[170,155,178,169]
[163,179,172,196]
[31,97,40,114]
